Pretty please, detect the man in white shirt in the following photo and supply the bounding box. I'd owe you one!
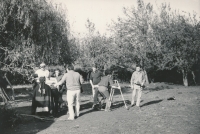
[130,64,146,109]
[35,62,50,82]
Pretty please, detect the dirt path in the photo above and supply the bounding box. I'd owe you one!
[4,83,200,134]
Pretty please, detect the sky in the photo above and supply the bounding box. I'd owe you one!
[48,0,200,38]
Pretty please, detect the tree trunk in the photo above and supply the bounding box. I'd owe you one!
[182,69,188,86]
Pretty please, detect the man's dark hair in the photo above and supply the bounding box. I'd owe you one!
[92,63,98,69]
[136,64,141,68]
[105,69,111,76]
[67,64,74,70]
[33,73,38,78]
[55,68,61,72]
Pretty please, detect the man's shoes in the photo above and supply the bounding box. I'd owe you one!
[53,113,58,118]
[92,105,99,110]
[135,106,141,111]
[92,104,95,108]
[100,108,105,111]
[105,109,111,112]
[131,104,135,107]
[67,118,74,121]
[75,115,79,119]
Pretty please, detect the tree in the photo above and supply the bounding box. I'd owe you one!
[110,0,200,86]
[76,19,121,72]
[110,0,161,84]
[153,3,200,86]
[0,0,71,83]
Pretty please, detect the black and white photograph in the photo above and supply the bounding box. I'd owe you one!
[0,0,200,133]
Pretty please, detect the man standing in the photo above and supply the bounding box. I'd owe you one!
[130,64,145,109]
[55,64,83,120]
[89,64,102,110]
[54,69,66,109]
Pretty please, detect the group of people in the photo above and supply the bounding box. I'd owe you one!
[31,63,66,117]
[31,62,146,121]
[89,64,146,112]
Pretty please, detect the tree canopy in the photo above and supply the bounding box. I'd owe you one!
[0,0,74,82]
[75,0,200,86]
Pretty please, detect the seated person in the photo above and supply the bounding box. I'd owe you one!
[31,77,53,116]
[35,62,50,83]
[97,69,116,112]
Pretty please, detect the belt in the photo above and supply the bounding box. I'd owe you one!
[134,83,141,86]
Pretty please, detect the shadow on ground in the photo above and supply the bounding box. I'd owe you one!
[140,99,163,107]
[110,100,131,110]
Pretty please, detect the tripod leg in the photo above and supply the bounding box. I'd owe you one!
[109,88,114,102]
[119,88,128,109]
[111,88,115,102]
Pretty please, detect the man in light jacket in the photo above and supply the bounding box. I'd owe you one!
[130,64,146,109]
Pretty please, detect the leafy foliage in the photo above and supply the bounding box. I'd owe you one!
[0,0,74,83]
[109,0,200,85]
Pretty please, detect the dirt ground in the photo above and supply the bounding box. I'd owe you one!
[3,82,200,134]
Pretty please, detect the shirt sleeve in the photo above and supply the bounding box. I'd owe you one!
[80,74,84,84]
[108,76,114,86]
[130,72,135,84]
[141,72,146,85]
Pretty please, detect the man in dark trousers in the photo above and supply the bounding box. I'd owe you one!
[54,68,66,109]
[89,64,102,110]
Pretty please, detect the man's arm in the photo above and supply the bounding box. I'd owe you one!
[90,79,94,89]
[56,73,67,86]
[130,72,134,89]
[141,72,146,86]
[80,74,84,84]
[46,70,50,79]
[89,73,94,88]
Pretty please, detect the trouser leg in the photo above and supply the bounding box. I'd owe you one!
[31,98,37,115]
[92,87,95,98]
[136,88,142,107]
[98,86,110,110]
[67,90,75,119]
[131,88,136,105]
[93,87,99,105]
[51,89,59,115]
[75,90,81,117]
